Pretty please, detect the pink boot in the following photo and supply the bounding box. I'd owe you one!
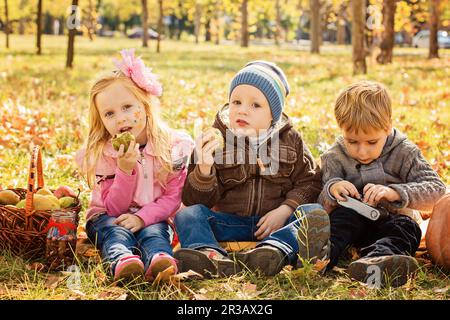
[145,252,178,282]
[114,255,144,281]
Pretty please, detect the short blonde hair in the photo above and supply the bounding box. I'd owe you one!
[334,81,392,133]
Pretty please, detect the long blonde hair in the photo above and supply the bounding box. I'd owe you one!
[83,72,173,188]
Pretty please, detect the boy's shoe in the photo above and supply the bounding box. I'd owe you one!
[113,255,145,282]
[296,207,330,264]
[348,255,419,288]
[174,248,238,278]
[145,252,178,282]
[233,246,287,276]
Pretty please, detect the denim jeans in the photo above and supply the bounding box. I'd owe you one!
[173,203,324,264]
[86,214,174,273]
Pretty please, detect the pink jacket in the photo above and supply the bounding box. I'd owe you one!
[75,130,194,227]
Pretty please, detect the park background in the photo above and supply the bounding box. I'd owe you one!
[0,0,449,300]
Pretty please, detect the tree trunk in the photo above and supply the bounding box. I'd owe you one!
[4,0,9,49]
[352,0,367,74]
[141,0,149,47]
[215,0,221,45]
[156,0,163,53]
[37,0,43,55]
[275,0,281,46]
[194,2,201,44]
[337,2,347,45]
[241,0,248,47]
[205,16,211,42]
[310,0,321,53]
[376,0,397,64]
[429,0,440,59]
[66,0,78,68]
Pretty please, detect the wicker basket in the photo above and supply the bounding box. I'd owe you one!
[0,146,81,260]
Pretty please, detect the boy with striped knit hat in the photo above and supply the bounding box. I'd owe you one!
[174,61,330,277]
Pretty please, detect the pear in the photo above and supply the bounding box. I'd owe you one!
[206,128,224,153]
[33,194,61,211]
[16,199,26,208]
[36,187,54,196]
[112,131,135,153]
[59,196,76,208]
[0,190,20,205]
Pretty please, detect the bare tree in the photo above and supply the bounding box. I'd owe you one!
[4,0,9,49]
[429,0,440,59]
[142,0,149,47]
[377,0,397,64]
[310,0,321,53]
[156,0,163,53]
[352,0,367,74]
[66,0,79,68]
[241,0,248,47]
[37,0,43,55]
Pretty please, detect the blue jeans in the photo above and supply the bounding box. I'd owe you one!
[174,203,324,264]
[86,214,174,273]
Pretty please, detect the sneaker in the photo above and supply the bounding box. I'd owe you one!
[348,255,419,288]
[145,252,178,282]
[113,255,144,282]
[233,246,286,276]
[174,248,238,278]
[296,206,330,264]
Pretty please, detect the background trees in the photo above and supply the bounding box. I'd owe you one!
[0,0,448,68]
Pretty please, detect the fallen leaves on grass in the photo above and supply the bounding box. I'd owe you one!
[44,274,66,289]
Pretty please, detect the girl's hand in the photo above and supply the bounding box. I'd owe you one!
[330,180,361,201]
[117,140,140,175]
[363,184,400,206]
[114,213,145,233]
[195,129,220,176]
[254,205,292,240]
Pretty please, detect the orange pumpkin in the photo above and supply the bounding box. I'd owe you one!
[426,193,450,270]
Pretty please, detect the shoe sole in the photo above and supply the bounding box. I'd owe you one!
[233,247,285,276]
[348,255,419,288]
[296,208,330,262]
[147,259,177,281]
[114,261,144,282]
[174,248,217,278]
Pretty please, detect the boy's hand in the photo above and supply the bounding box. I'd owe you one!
[195,129,220,176]
[254,205,292,240]
[117,140,140,175]
[363,183,400,206]
[114,213,145,233]
[330,180,361,201]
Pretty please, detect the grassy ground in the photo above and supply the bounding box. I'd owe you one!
[0,35,449,300]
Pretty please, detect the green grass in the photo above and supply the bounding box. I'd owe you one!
[0,35,449,300]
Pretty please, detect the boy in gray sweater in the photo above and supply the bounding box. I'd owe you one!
[319,81,446,287]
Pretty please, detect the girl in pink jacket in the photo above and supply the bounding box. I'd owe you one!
[76,49,194,282]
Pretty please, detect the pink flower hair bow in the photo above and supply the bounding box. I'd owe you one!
[113,48,163,97]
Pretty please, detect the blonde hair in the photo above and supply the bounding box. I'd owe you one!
[334,81,392,133]
[83,72,173,188]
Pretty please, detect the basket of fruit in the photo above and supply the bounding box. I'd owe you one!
[0,145,81,262]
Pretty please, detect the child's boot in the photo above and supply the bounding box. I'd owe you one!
[233,246,287,276]
[174,248,238,278]
[347,254,419,288]
[296,206,330,265]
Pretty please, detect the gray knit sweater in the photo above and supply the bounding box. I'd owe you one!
[318,128,446,213]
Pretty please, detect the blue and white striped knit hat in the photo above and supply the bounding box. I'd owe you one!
[229,60,290,123]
